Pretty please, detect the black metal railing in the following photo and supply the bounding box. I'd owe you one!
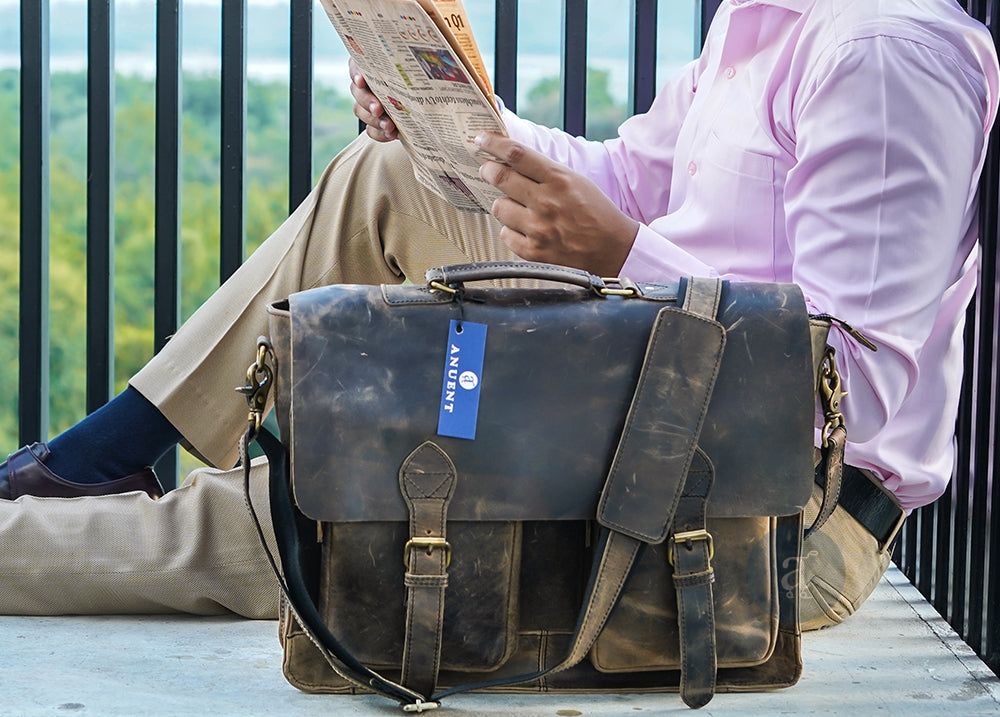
[10,0,999,680]
[895,0,1000,677]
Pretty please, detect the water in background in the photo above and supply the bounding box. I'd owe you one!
[0,0,701,106]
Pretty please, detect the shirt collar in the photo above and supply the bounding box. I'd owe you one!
[728,0,813,12]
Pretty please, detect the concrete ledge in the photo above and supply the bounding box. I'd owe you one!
[1,567,998,716]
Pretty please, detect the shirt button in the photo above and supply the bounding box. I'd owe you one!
[687,162,697,175]
[724,66,736,79]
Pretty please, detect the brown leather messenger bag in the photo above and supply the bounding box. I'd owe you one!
[241,261,829,711]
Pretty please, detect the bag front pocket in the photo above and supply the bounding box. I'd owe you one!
[590,516,778,672]
[320,520,521,672]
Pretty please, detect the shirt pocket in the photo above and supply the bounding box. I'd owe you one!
[698,131,777,276]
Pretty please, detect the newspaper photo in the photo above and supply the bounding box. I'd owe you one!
[319,0,508,212]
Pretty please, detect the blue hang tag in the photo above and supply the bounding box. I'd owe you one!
[437,320,487,440]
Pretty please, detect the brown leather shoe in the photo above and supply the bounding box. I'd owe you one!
[0,443,164,500]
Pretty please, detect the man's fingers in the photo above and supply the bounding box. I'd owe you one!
[350,80,383,122]
[479,158,538,203]
[475,132,554,183]
[348,57,365,86]
[349,60,398,141]
[490,195,536,235]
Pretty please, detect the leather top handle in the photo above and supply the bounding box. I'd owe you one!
[425,261,610,294]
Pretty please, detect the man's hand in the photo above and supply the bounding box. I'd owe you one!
[475,132,639,276]
[349,58,398,142]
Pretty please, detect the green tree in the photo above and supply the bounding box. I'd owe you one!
[0,65,625,464]
[521,66,627,141]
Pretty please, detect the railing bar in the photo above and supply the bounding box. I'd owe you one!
[988,375,1000,673]
[901,512,916,582]
[629,0,657,115]
[957,298,984,632]
[917,503,934,596]
[932,487,953,615]
[903,514,919,582]
[153,0,182,489]
[970,118,1000,652]
[988,353,1000,674]
[896,508,909,575]
[983,0,1000,676]
[561,0,586,137]
[967,126,1000,654]
[19,0,50,446]
[221,0,247,281]
[950,305,977,629]
[289,0,313,213]
[494,0,518,113]
[701,0,723,46]
[86,0,115,412]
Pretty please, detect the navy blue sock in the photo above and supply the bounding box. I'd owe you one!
[45,386,182,484]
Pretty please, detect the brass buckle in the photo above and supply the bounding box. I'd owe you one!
[668,529,714,566]
[598,276,638,297]
[404,537,452,569]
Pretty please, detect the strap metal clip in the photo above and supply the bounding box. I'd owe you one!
[820,346,847,448]
[236,337,274,441]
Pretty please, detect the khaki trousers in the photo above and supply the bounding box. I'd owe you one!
[0,134,893,624]
[0,135,514,617]
[798,476,898,631]
[0,461,277,617]
[133,134,516,471]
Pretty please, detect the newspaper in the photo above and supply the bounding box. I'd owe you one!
[319,0,508,212]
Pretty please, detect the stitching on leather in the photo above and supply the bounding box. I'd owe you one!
[576,535,641,662]
[403,471,452,498]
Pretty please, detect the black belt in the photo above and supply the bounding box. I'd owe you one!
[814,464,906,551]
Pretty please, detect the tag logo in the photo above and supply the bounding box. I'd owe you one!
[437,320,486,440]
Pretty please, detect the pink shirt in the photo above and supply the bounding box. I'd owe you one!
[502,0,999,509]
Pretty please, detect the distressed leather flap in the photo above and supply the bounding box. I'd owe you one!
[274,280,815,523]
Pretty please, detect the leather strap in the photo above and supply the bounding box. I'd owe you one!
[242,429,427,707]
[555,279,723,701]
[681,276,722,317]
[670,450,716,709]
[806,424,846,537]
[398,442,458,698]
[823,464,905,551]
[597,304,726,543]
[553,529,644,668]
